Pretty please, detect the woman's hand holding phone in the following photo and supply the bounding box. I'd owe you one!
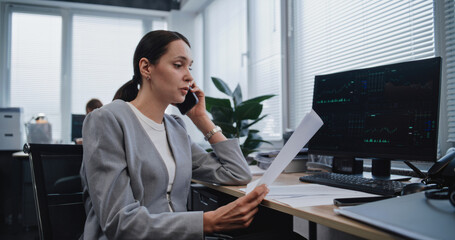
[176,87,199,115]
[182,85,228,144]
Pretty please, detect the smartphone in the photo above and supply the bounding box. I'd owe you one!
[176,88,199,115]
[333,196,394,206]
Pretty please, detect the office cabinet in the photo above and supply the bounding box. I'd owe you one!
[190,184,304,240]
[0,108,23,151]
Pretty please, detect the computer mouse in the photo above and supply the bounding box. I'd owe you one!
[401,183,428,195]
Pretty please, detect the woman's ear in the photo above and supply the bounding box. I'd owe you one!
[139,57,152,78]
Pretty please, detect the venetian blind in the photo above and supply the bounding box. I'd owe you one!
[289,0,436,128]
[445,0,455,141]
[10,12,63,141]
[71,14,144,114]
[204,0,247,99]
[248,0,282,140]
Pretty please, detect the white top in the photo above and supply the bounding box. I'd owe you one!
[127,102,176,192]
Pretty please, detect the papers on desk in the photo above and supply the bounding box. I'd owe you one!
[249,165,267,175]
[246,110,323,193]
[243,184,378,208]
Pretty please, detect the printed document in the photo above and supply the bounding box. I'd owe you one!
[246,109,323,193]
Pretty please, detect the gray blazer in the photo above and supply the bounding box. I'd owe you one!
[80,100,252,240]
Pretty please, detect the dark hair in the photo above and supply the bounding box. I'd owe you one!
[113,30,190,102]
[86,98,103,113]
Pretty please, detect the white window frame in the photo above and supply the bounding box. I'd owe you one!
[0,0,169,142]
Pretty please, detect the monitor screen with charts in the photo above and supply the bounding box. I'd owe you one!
[308,57,442,178]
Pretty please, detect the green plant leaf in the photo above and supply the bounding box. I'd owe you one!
[211,77,232,96]
[241,148,257,158]
[205,97,231,112]
[238,120,249,137]
[232,84,243,106]
[240,137,260,150]
[243,130,262,150]
[235,102,262,120]
[214,122,236,137]
[243,138,273,150]
[243,140,261,150]
[241,94,276,105]
[211,106,233,123]
[242,129,273,150]
[243,115,268,129]
[207,80,275,158]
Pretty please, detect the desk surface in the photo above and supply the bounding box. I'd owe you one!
[193,173,402,240]
[12,151,28,157]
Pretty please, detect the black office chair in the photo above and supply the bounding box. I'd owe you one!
[24,143,85,240]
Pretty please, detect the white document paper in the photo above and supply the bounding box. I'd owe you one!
[265,184,378,208]
[241,184,378,208]
[249,165,267,175]
[246,109,323,193]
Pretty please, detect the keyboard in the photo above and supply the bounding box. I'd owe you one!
[299,172,405,196]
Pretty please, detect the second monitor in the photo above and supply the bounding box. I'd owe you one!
[71,114,85,142]
[309,57,442,179]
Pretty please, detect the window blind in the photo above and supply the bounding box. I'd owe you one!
[5,4,169,143]
[10,12,62,141]
[71,15,144,114]
[204,0,247,98]
[248,0,282,140]
[289,0,435,128]
[445,0,455,142]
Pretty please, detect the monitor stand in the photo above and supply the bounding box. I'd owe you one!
[367,158,411,181]
[331,157,411,181]
[332,157,363,174]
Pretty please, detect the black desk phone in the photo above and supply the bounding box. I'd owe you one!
[416,149,455,207]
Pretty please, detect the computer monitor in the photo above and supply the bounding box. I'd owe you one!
[308,57,442,179]
[71,114,85,141]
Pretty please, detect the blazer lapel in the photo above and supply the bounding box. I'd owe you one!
[164,115,192,211]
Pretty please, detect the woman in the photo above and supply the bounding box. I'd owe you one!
[80,30,269,239]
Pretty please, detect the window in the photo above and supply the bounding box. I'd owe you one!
[3,3,168,142]
[203,0,283,141]
[71,15,144,114]
[289,0,435,128]
[444,0,455,142]
[248,0,282,140]
[10,12,63,140]
[203,0,247,98]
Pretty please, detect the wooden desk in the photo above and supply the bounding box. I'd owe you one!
[193,173,402,240]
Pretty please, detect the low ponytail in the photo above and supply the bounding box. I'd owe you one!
[113,77,139,101]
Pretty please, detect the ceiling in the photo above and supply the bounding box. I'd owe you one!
[47,0,181,11]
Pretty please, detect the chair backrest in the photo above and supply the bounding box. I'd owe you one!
[24,143,85,240]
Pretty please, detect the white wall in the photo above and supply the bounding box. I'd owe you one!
[168,9,206,144]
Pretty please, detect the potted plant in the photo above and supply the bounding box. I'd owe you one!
[205,77,275,158]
